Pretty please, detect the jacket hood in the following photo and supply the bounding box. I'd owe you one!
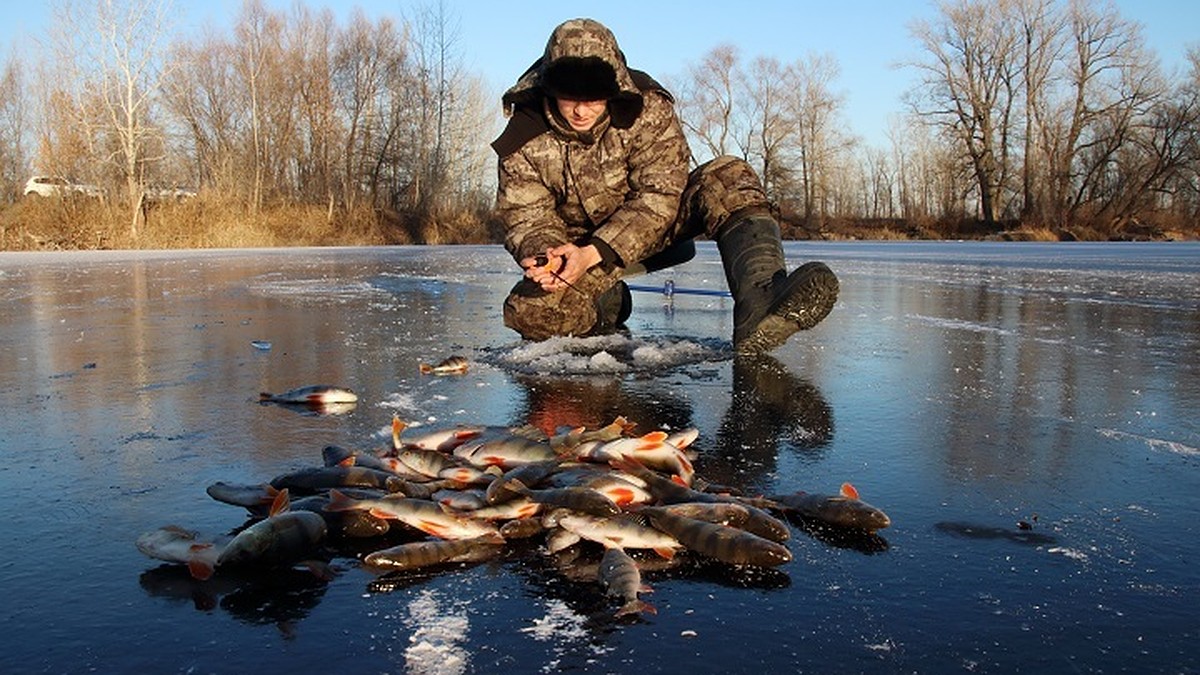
[501,18,644,128]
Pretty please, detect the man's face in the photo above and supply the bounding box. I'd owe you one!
[555,98,607,132]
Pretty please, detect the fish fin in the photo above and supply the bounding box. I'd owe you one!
[639,583,654,594]
[653,547,676,560]
[480,456,507,467]
[840,482,860,500]
[638,431,669,448]
[337,455,356,468]
[391,416,406,450]
[517,503,542,518]
[670,475,687,486]
[268,488,290,516]
[259,392,274,401]
[419,363,432,374]
[187,559,215,581]
[324,489,354,512]
[162,524,195,537]
[503,478,532,496]
[607,487,636,506]
[484,465,504,476]
[417,520,449,538]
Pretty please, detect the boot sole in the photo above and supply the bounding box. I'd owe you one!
[737,262,839,354]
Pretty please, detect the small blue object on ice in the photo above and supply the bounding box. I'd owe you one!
[250,340,272,350]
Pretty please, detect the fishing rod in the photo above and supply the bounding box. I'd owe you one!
[626,280,731,299]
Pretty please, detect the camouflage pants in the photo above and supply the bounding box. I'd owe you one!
[503,155,770,340]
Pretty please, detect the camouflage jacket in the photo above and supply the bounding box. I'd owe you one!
[491,19,691,268]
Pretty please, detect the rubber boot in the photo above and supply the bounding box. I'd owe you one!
[716,213,839,353]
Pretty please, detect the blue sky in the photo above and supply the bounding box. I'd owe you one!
[3,1,1197,147]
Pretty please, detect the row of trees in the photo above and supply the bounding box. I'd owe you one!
[1,0,496,244]
[1,0,1197,247]
[675,0,1200,236]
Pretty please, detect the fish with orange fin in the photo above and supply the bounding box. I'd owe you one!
[363,533,505,571]
[136,525,228,580]
[548,510,682,560]
[419,355,469,375]
[324,489,499,540]
[580,430,695,486]
[638,505,793,567]
[763,482,891,532]
[216,489,329,570]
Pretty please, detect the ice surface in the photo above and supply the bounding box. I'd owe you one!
[1,242,1198,673]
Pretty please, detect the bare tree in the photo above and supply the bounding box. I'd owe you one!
[162,32,244,193]
[0,55,29,204]
[288,3,340,212]
[1042,0,1166,230]
[789,53,853,223]
[48,0,177,239]
[741,56,796,203]
[1014,0,1065,224]
[908,0,1021,225]
[674,44,741,163]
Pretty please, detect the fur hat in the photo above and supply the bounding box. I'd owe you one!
[541,56,620,101]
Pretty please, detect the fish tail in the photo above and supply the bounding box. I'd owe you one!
[653,547,676,560]
[419,363,433,374]
[615,599,656,617]
[259,392,274,401]
[187,559,215,580]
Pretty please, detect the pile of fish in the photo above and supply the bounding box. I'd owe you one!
[137,414,890,618]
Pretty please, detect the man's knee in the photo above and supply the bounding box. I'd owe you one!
[504,286,593,341]
[682,155,771,237]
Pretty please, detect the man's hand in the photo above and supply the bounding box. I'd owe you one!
[521,243,601,292]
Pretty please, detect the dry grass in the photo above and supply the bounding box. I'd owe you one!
[0,194,493,251]
[3,198,1195,251]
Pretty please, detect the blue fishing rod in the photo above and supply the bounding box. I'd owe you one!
[626,280,731,298]
[623,239,731,299]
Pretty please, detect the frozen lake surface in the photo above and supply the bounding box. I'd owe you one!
[1,241,1197,673]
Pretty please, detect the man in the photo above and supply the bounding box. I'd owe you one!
[492,18,838,353]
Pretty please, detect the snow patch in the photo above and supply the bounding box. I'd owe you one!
[487,334,726,376]
[402,589,470,675]
[1047,547,1089,562]
[1097,428,1200,457]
